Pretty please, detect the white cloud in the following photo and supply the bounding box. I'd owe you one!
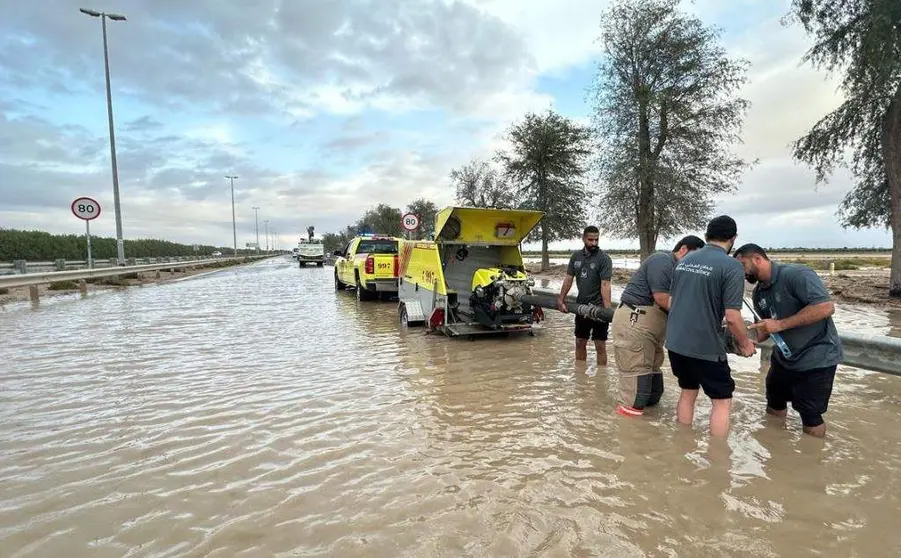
[0,0,893,253]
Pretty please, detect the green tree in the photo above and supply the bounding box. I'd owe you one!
[405,198,439,240]
[497,109,592,271]
[588,0,754,260]
[450,159,517,209]
[785,0,901,297]
[357,204,404,237]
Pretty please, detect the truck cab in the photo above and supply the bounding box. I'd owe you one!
[333,234,400,301]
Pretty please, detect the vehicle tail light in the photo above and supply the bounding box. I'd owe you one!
[429,308,445,329]
[393,254,399,276]
[365,255,374,274]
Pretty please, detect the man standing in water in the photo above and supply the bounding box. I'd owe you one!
[558,226,613,364]
[664,215,756,436]
[612,235,706,417]
[734,243,843,437]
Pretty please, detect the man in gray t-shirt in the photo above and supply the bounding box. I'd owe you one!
[664,215,756,437]
[558,226,613,364]
[612,235,705,418]
[734,243,843,438]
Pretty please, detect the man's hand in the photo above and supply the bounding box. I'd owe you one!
[750,319,784,336]
[738,338,756,357]
[557,297,568,313]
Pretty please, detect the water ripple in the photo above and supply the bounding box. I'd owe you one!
[1,257,901,557]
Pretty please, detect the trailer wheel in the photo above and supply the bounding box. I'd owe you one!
[399,304,408,327]
[316,262,323,267]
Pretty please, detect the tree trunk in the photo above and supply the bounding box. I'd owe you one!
[636,99,656,261]
[541,224,550,272]
[884,82,901,298]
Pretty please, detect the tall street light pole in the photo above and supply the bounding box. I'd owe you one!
[225,175,238,257]
[80,7,127,265]
[264,220,270,253]
[252,206,260,253]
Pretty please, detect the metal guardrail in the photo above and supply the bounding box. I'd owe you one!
[531,287,901,377]
[0,256,270,301]
[0,255,266,275]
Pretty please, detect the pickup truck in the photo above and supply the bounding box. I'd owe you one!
[333,234,400,301]
[295,239,325,267]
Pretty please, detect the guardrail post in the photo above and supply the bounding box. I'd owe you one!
[13,260,26,274]
[54,259,66,271]
[127,258,136,266]
[79,280,88,294]
[29,285,39,302]
[109,258,117,267]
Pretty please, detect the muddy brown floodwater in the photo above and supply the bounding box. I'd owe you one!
[2,257,901,557]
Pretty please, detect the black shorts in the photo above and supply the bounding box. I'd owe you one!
[767,359,837,427]
[667,350,735,399]
[575,315,609,341]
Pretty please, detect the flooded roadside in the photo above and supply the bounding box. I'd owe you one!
[1,257,900,556]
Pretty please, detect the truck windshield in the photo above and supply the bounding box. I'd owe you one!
[357,240,398,254]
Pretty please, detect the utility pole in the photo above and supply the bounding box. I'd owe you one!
[225,175,238,257]
[264,220,270,253]
[252,206,260,253]
[80,7,127,265]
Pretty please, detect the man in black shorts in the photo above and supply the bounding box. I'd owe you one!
[734,243,843,437]
[558,226,613,364]
[664,216,756,436]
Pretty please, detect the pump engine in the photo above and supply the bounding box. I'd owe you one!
[468,266,536,328]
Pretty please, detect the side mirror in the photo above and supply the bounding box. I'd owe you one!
[333,250,343,257]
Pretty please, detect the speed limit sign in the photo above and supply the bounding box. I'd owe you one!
[401,212,420,231]
[71,197,101,221]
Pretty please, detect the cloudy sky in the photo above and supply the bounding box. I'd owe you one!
[0,0,892,252]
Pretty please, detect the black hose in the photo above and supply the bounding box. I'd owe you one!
[519,294,615,323]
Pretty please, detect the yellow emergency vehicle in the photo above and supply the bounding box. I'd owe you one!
[397,206,546,337]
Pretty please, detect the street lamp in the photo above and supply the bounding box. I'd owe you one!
[80,7,127,265]
[252,206,260,253]
[264,220,270,253]
[225,175,238,257]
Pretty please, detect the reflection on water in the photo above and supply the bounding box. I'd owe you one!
[1,257,901,556]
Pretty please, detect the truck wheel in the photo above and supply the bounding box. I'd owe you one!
[316,262,324,267]
[399,304,408,326]
[355,276,371,301]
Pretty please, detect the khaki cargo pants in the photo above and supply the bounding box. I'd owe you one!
[611,303,667,409]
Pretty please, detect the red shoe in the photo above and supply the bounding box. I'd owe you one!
[616,404,644,417]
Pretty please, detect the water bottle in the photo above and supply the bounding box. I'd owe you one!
[769,312,793,359]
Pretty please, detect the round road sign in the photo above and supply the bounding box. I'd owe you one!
[401,212,420,231]
[71,197,102,221]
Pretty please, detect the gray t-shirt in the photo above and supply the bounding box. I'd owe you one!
[752,263,843,370]
[567,248,612,305]
[620,251,676,307]
[664,245,745,362]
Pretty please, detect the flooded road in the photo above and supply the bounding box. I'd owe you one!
[2,257,901,557]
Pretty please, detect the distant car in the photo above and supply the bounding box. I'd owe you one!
[212,251,222,257]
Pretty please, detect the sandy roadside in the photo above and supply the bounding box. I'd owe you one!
[0,259,251,305]
[525,263,901,309]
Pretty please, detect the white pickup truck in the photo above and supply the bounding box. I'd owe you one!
[295,239,325,267]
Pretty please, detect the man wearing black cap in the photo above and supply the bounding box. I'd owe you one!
[733,243,843,437]
[612,235,706,417]
[664,215,756,436]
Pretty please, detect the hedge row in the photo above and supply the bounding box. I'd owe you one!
[0,228,251,261]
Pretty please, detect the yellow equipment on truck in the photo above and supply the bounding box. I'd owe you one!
[396,206,546,337]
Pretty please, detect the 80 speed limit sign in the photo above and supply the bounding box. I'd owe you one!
[401,212,420,231]
[71,197,101,221]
